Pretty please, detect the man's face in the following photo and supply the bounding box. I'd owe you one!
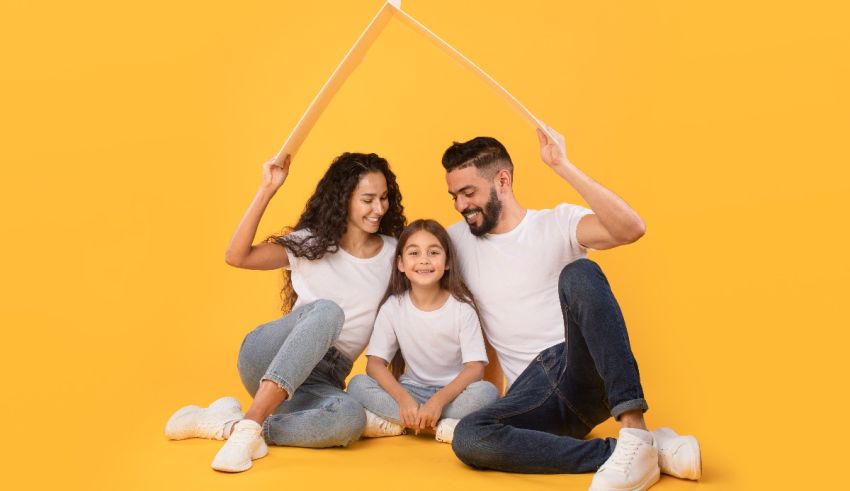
[446,166,503,236]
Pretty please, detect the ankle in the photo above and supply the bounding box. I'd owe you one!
[618,411,648,431]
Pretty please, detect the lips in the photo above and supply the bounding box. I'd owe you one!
[463,209,482,223]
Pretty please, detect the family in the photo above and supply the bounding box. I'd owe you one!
[165,128,701,491]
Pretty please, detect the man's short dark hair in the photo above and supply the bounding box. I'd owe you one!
[441,136,513,178]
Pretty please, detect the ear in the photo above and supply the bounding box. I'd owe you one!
[494,169,511,190]
[396,255,404,272]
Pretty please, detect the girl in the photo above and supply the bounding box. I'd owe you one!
[348,219,499,444]
[165,151,406,472]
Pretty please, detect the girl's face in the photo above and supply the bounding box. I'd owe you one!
[397,229,447,290]
[347,171,389,235]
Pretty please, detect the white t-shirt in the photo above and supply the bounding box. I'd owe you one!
[284,230,397,362]
[366,292,488,387]
[448,204,593,388]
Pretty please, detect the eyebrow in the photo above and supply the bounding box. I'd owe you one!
[404,243,443,251]
[448,185,475,197]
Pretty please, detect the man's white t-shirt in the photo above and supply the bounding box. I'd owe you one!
[366,292,488,387]
[448,204,593,388]
[284,230,397,362]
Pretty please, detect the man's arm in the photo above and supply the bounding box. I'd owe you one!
[536,127,646,250]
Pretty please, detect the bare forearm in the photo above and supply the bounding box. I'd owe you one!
[553,161,645,242]
[431,362,485,406]
[224,186,276,267]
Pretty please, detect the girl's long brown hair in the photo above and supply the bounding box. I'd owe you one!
[380,219,484,378]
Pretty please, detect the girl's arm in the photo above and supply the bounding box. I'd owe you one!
[417,361,485,431]
[366,355,420,429]
[224,155,292,270]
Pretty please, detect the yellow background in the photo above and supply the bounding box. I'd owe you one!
[2,1,848,489]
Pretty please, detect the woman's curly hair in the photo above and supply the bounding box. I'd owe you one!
[267,152,406,312]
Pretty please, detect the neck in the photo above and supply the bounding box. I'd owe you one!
[339,229,379,257]
[409,285,449,311]
[489,195,526,235]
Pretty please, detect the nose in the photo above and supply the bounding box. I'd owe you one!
[372,200,386,216]
[455,196,467,213]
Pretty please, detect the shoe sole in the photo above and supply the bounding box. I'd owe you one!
[681,435,702,480]
[165,405,201,439]
[211,441,269,473]
[589,467,660,491]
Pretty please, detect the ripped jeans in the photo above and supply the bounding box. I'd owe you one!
[237,299,366,448]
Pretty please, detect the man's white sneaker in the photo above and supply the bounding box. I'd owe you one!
[211,419,268,472]
[590,428,660,491]
[362,410,405,438]
[652,427,702,480]
[165,396,243,440]
[435,418,460,444]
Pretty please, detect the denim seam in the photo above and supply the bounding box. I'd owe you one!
[262,373,295,401]
[496,360,559,420]
[560,307,612,430]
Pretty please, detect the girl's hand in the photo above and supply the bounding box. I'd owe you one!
[260,153,291,192]
[399,396,420,429]
[416,397,445,431]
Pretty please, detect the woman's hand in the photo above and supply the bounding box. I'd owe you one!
[261,153,291,192]
[399,395,420,430]
[416,397,445,431]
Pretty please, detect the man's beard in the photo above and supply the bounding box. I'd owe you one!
[465,187,502,237]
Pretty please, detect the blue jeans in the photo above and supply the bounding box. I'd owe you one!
[348,374,499,424]
[237,299,366,448]
[452,259,649,473]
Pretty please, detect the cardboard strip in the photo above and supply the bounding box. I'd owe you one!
[276,0,548,160]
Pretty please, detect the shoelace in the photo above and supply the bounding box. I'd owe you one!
[228,424,260,447]
[605,437,643,475]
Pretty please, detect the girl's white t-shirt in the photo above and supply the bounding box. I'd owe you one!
[366,292,488,387]
[284,230,397,362]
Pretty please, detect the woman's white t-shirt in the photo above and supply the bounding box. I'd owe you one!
[366,292,488,387]
[284,230,397,362]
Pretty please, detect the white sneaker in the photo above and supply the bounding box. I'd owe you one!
[590,428,660,491]
[362,410,405,438]
[165,396,243,440]
[211,419,268,472]
[653,428,701,480]
[435,418,460,444]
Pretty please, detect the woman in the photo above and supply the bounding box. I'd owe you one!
[165,151,405,472]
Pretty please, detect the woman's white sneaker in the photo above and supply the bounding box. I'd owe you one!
[652,427,702,480]
[435,418,460,444]
[590,428,660,491]
[211,419,268,472]
[362,409,405,437]
[165,396,243,440]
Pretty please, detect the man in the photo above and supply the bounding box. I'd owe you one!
[443,128,701,490]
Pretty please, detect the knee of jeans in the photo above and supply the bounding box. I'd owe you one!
[559,258,601,297]
[330,397,366,446]
[346,374,372,400]
[451,416,495,468]
[309,299,345,338]
[471,381,500,404]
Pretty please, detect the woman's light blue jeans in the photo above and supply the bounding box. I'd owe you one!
[347,374,499,424]
[237,299,366,448]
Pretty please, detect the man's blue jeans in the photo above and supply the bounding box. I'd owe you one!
[451,259,649,473]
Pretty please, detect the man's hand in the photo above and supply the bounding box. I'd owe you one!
[536,126,570,169]
[416,397,446,431]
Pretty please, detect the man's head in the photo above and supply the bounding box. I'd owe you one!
[442,137,514,236]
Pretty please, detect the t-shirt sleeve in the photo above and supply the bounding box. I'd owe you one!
[555,203,594,256]
[365,302,399,363]
[457,302,488,364]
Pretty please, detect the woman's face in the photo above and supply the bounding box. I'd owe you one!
[346,171,389,235]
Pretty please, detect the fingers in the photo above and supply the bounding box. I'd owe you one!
[536,127,549,146]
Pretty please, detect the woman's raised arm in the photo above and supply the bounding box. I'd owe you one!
[224,154,292,270]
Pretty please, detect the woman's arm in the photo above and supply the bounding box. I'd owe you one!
[417,361,485,430]
[224,154,292,270]
[366,355,420,429]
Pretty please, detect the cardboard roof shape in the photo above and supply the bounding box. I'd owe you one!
[275,0,549,161]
